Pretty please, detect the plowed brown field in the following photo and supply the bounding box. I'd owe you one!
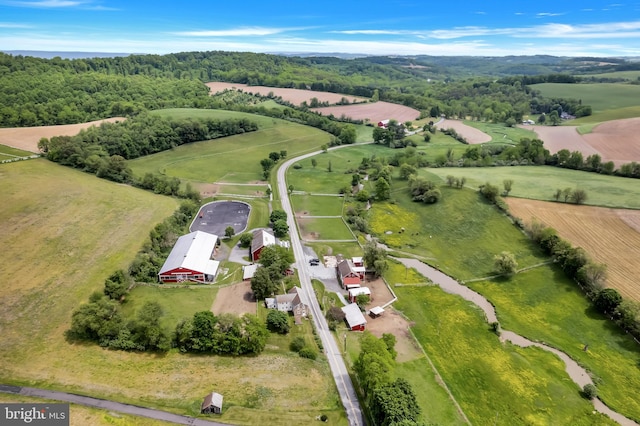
[583,117,640,164]
[506,198,640,301]
[435,119,491,144]
[0,117,125,153]
[205,81,368,105]
[311,101,420,124]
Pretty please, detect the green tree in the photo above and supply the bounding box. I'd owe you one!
[270,209,287,224]
[311,158,317,168]
[503,179,514,196]
[371,378,421,426]
[339,124,357,144]
[258,245,294,275]
[364,241,388,278]
[239,233,253,248]
[266,310,290,334]
[251,266,279,300]
[375,177,391,201]
[327,160,332,172]
[290,336,306,352]
[494,251,518,276]
[130,301,170,352]
[189,311,217,352]
[570,189,588,204]
[103,270,129,301]
[355,293,370,309]
[594,288,623,316]
[225,226,235,238]
[399,164,416,180]
[583,384,598,400]
[479,182,499,203]
[381,333,397,360]
[272,219,289,238]
[548,110,560,126]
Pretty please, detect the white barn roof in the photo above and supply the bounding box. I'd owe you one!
[348,287,371,298]
[243,264,260,280]
[159,231,219,276]
[341,303,367,329]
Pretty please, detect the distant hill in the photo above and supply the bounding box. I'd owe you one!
[1,50,133,59]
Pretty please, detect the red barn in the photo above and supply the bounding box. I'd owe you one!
[158,231,219,283]
[342,303,366,331]
[250,229,276,262]
[337,259,364,288]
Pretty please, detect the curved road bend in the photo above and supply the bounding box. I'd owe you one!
[0,384,227,426]
[278,147,365,426]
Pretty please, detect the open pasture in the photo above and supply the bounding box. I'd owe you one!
[0,117,125,153]
[311,101,420,125]
[0,144,34,161]
[291,194,344,217]
[426,166,640,209]
[297,217,354,241]
[435,119,491,143]
[206,81,368,105]
[463,120,535,144]
[129,109,331,185]
[531,82,640,113]
[506,197,640,301]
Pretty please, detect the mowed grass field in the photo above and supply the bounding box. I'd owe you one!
[0,144,34,160]
[427,166,640,209]
[0,160,344,424]
[128,108,332,185]
[297,217,354,241]
[462,120,536,144]
[290,194,344,216]
[506,198,640,301]
[531,82,640,113]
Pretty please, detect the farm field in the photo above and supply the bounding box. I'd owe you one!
[582,117,640,163]
[531,82,640,113]
[426,166,640,209]
[527,124,602,157]
[297,217,354,241]
[435,119,492,143]
[0,117,125,152]
[0,144,34,161]
[311,101,420,125]
[462,120,536,144]
[128,109,332,185]
[506,198,640,301]
[467,266,640,421]
[394,284,614,425]
[0,159,344,424]
[291,194,344,217]
[205,81,369,105]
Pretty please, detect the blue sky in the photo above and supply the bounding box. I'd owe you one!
[1,0,640,56]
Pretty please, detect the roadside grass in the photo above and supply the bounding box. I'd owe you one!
[369,184,545,280]
[425,166,640,209]
[394,285,617,426]
[129,108,332,185]
[290,194,344,216]
[0,394,176,426]
[467,266,640,421]
[306,241,363,259]
[286,144,391,193]
[462,120,536,143]
[213,183,268,196]
[298,217,355,241]
[120,286,217,330]
[531,82,640,112]
[355,124,374,142]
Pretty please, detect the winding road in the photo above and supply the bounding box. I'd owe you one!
[278,148,365,426]
[393,257,639,426]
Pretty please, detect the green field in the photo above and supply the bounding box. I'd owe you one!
[129,108,332,185]
[582,70,640,80]
[369,185,545,280]
[286,144,391,193]
[0,159,343,425]
[214,183,268,196]
[298,217,355,241]
[306,241,363,259]
[467,266,640,421]
[531,82,640,113]
[290,194,344,216]
[394,285,616,426]
[426,166,640,209]
[0,143,34,161]
[462,120,536,144]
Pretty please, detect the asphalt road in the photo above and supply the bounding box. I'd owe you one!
[277,147,365,426]
[0,384,228,426]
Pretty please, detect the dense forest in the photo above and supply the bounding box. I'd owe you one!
[0,51,615,128]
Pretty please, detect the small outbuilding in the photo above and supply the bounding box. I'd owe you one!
[242,264,260,281]
[369,306,385,318]
[201,392,223,414]
[250,229,276,262]
[342,303,367,331]
[348,286,371,303]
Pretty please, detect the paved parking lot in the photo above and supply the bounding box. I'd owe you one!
[190,201,250,236]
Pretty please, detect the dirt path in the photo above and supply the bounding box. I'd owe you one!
[392,257,639,426]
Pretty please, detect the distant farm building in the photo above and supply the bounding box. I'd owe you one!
[265,286,309,324]
[369,306,385,318]
[242,264,260,281]
[377,119,390,128]
[201,392,223,414]
[342,303,367,331]
[250,229,276,261]
[158,231,219,283]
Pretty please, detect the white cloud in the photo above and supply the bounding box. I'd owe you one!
[536,12,564,17]
[171,27,302,37]
[0,22,31,28]
[0,0,88,7]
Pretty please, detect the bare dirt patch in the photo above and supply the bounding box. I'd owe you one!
[506,197,640,301]
[363,276,395,307]
[0,117,126,153]
[206,82,368,106]
[582,117,640,164]
[193,182,220,197]
[436,119,491,144]
[212,281,257,315]
[365,308,422,362]
[311,102,420,124]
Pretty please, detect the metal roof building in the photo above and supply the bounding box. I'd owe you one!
[158,231,219,283]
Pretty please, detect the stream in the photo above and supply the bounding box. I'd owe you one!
[393,257,639,426]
